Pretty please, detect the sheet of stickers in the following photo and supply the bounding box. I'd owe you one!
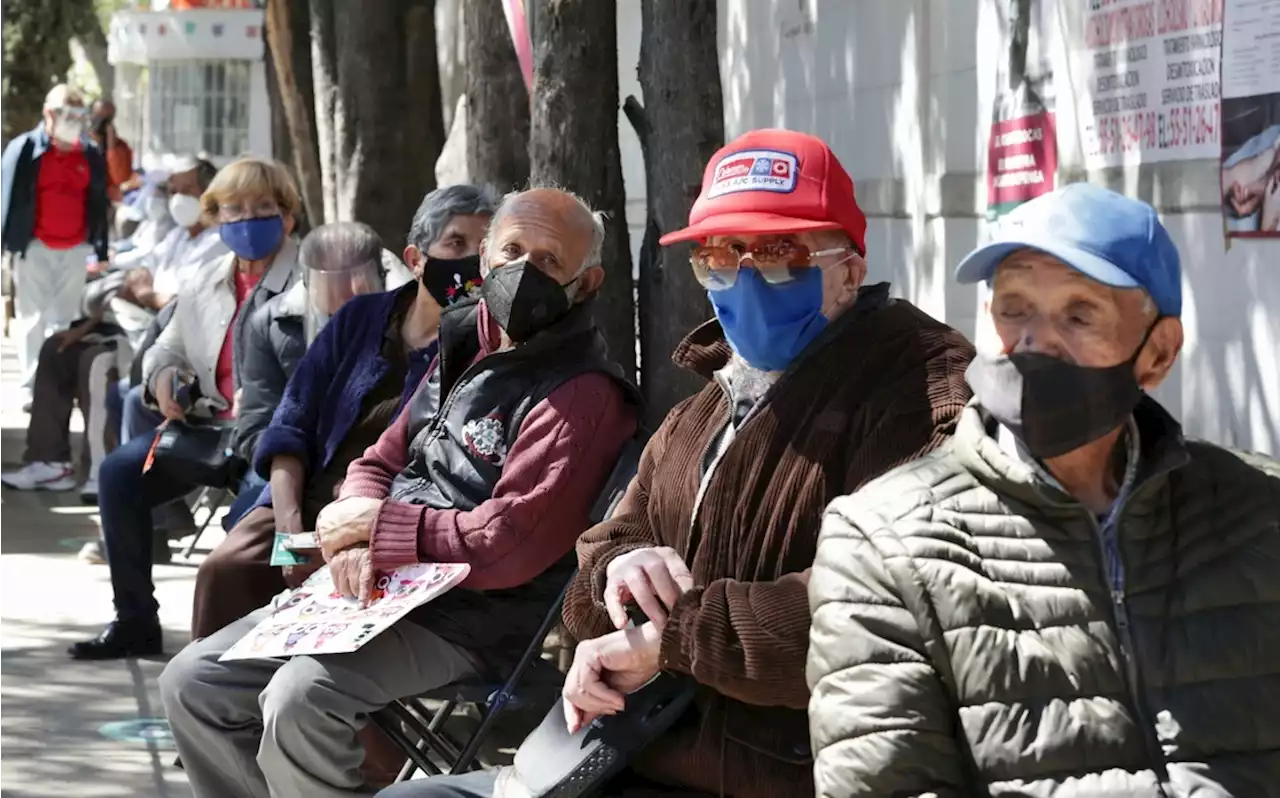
[219,562,471,661]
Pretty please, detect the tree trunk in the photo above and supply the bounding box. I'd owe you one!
[627,0,724,425]
[75,30,113,101]
[309,0,442,248]
[309,0,340,224]
[529,0,635,382]
[464,0,529,192]
[404,1,445,208]
[266,0,324,228]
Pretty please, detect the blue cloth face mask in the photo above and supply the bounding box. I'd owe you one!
[220,215,284,260]
[708,267,828,372]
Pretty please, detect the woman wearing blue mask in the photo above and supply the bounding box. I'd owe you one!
[71,156,304,661]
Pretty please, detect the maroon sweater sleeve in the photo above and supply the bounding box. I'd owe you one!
[358,372,637,590]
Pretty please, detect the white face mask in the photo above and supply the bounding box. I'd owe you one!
[168,193,203,227]
[52,118,85,145]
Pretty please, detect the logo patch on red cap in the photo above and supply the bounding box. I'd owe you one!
[707,149,799,199]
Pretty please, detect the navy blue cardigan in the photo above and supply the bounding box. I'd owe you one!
[250,283,438,511]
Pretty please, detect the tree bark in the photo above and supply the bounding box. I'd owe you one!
[464,0,529,192]
[308,0,442,248]
[404,1,445,212]
[628,0,723,425]
[309,0,340,224]
[265,0,323,228]
[529,0,635,382]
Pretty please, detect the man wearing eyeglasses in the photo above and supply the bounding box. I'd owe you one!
[2,83,111,405]
[382,131,975,798]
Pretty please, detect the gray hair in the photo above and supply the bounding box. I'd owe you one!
[301,221,384,273]
[407,184,500,251]
[485,187,606,274]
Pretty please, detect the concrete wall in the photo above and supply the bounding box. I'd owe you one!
[615,0,1279,455]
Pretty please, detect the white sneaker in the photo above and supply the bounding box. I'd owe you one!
[0,462,77,491]
[80,475,99,504]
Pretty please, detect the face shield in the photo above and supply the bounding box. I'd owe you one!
[303,257,385,344]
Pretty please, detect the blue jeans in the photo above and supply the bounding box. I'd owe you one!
[119,381,164,444]
[99,433,261,622]
[222,469,268,531]
[99,435,200,622]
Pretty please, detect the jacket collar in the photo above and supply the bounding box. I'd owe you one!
[262,236,300,294]
[215,236,300,294]
[953,394,1192,510]
[671,282,893,381]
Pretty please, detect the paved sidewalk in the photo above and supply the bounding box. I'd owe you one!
[1,335,207,797]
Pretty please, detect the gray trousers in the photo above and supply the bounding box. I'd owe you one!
[159,607,479,798]
[376,771,497,797]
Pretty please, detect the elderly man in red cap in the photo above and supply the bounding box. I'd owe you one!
[377,131,975,797]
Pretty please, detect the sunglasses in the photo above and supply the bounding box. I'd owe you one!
[690,241,853,291]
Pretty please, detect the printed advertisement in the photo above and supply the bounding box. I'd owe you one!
[987,0,1059,219]
[1220,0,1280,236]
[220,562,471,661]
[1080,0,1223,168]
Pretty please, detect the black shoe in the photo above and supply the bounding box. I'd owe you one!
[68,619,163,660]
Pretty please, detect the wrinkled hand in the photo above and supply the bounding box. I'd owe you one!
[316,496,381,559]
[562,622,662,734]
[154,366,186,421]
[328,546,376,605]
[603,546,694,630]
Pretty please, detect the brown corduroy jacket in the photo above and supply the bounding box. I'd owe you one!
[562,286,977,798]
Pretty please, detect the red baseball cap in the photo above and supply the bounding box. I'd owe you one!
[659,128,867,255]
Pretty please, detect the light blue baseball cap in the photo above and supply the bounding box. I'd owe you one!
[954,183,1182,316]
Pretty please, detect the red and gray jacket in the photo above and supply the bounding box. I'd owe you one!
[1,124,110,262]
[340,297,640,675]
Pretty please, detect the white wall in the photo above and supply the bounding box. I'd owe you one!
[616,0,1279,455]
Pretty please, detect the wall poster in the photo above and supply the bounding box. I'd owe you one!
[988,0,1059,220]
[1079,0,1223,169]
[1220,0,1280,237]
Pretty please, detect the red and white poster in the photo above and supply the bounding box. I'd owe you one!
[987,0,1058,219]
[1220,0,1280,237]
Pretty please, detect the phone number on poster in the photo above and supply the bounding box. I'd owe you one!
[1086,101,1219,157]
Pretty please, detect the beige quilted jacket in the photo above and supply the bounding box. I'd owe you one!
[808,398,1280,798]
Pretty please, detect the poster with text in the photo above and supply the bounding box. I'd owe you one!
[988,0,1059,220]
[1080,0,1223,169]
[1220,0,1280,237]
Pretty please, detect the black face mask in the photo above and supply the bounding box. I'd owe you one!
[93,117,111,136]
[966,331,1154,460]
[421,253,483,308]
[480,258,574,342]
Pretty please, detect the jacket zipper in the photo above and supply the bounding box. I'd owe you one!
[1087,492,1170,796]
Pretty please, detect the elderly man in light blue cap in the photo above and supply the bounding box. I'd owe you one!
[805,183,1280,797]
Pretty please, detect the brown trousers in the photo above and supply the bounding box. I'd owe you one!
[26,335,119,470]
[190,504,408,785]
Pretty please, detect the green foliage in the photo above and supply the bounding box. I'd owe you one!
[1,0,101,141]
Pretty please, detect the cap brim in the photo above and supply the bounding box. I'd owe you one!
[953,238,1140,290]
[659,211,843,246]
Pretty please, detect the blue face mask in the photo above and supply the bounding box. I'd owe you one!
[220,215,284,260]
[708,267,828,372]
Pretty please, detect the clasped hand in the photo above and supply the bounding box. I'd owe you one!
[561,546,695,733]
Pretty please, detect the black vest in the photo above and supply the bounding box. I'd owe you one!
[396,298,637,673]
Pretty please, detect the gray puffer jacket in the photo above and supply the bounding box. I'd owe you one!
[808,397,1280,798]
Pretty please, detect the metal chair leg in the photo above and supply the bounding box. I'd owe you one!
[369,710,439,778]
[181,487,225,558]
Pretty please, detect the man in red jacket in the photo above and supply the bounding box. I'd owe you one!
[159,187,639,798]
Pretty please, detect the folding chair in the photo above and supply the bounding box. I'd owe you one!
[369,433,648,782]
[180,485,231,558]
